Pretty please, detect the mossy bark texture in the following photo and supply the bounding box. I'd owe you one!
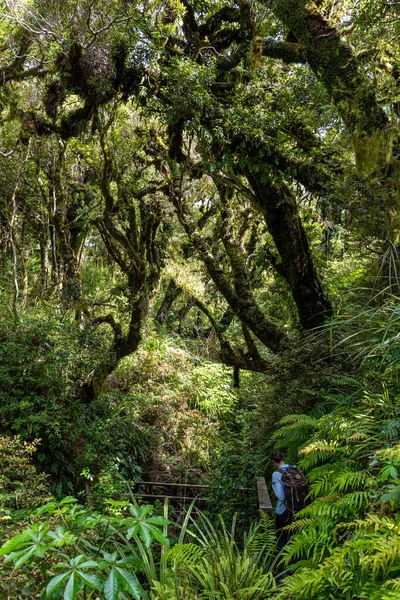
[247,172,332,329]
[268,0,388,137]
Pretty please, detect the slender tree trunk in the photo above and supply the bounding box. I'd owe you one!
[156,279,182,323]
[19,218,28,307]
[39,227,49,292]
[9,187,20,321]
[8,144,31,320]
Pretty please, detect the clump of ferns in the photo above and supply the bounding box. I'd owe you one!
[273,388,400,599]
[155,512,277,600]
[278,514,400,600]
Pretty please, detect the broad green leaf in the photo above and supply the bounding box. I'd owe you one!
[127,524,140,540]
[146,526,170,547]
[145,516,169,526]
[105,499,130,507]
[35,501,58,516]
[46,572,70,595]
[116,556,142,567]
[104,568,121,600]
[79,560,101,568]
[14,546,38,569]
[76,571,103,589]
[64,572,82,600]
[115,567,143,599]
[60,497,78,505]
[0,533,30,556]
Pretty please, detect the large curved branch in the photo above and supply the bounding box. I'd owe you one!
[193,297,271,373]
[262,37,307,64]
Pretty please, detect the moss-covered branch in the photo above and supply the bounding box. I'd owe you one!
[268,0,388,137]
[168,177,288,352]
[262,37,307,64]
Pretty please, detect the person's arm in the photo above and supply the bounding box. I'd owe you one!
[272,471,286,502]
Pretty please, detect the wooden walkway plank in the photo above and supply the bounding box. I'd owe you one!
[256,477,273,515]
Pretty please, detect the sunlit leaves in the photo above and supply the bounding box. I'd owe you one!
[121,504,170,547]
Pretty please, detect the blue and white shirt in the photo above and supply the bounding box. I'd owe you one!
[272,465,290,515]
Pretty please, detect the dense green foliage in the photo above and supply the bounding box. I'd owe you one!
[0,0,399,597]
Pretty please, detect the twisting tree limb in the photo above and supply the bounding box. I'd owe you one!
[192,297,271,374]
[262,37,307,64]
[166,171,289,352]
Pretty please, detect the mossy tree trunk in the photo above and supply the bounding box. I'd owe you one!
[246,172,332,329]
[80,128,168,402]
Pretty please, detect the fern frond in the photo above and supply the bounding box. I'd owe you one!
[384,577,400,591]
[279,414,318,427]
[353,513,399,533]
[361,535,400,577]
[285,518,312,533]
[299,440,338,456]
[164,543,206,567]
[248,512,276,558]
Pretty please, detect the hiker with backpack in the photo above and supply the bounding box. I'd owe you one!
[270,449,308,549]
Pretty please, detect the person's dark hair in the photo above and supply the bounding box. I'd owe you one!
[270,449,284,463]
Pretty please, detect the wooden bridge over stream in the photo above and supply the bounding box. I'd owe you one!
[133,477,272,514]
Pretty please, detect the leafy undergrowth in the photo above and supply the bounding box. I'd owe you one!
[274,382,400,599]
[0,497,277,600]
[90,330,238,495]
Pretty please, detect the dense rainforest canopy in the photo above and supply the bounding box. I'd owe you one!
[0,0,400,598]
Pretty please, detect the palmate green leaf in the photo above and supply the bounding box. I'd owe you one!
[48,556,103,600]
[47,525,77,547]
[2,526,53,567]
[122,504,170,548]
[129,504,154,519]
[127,522,169,547]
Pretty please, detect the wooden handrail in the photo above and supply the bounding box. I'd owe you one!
[132,479,260,509]
[136,493,208,503]
[134,481,254,492]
